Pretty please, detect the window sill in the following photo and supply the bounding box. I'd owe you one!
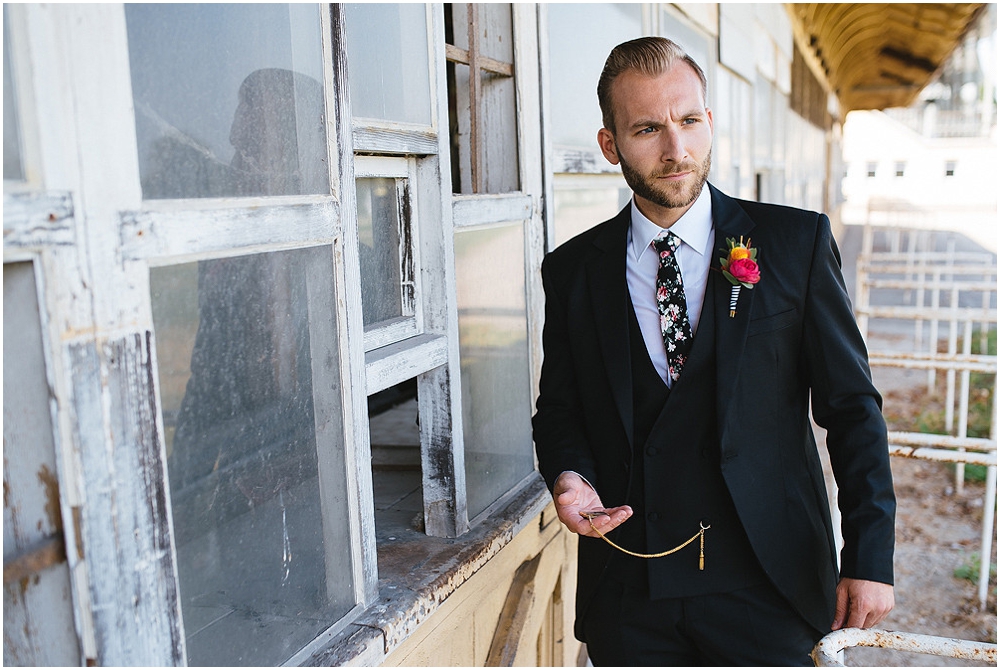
[300,472,552,666]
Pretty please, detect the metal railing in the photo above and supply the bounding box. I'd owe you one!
[855,224,997,610]
[812,628,997,666]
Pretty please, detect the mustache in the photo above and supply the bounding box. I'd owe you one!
[652,162,701,177]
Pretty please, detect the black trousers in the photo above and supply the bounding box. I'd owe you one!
[583,579,823,666]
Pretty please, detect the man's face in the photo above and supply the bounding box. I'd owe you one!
[597,63,714,227]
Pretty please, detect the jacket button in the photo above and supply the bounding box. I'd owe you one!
[647,512,659,522]
[646,446,659,456]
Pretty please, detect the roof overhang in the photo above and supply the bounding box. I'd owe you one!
[787,3,987,113]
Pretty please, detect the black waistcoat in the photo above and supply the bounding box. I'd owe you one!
[610,282,766,598]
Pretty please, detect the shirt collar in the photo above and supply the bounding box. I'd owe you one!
[629,185,713,261]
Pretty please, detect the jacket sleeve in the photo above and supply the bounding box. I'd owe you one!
[532,255,599,492]
[803,214,896,585]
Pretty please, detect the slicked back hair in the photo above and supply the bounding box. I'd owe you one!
[597,36,708,135]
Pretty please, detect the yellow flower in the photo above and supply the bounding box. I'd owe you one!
[729,247,751,262]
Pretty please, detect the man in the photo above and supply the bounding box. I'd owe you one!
[532,37,895,665]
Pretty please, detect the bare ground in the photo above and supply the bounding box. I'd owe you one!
[842,364,997,667]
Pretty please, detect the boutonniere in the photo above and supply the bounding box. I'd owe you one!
[719,237,760,317]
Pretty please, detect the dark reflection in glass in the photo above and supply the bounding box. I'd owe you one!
[126,4,329,199]
[356,177,404,326]
[150,247,353,666]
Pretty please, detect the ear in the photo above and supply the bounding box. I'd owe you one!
[706,107,714,135]
[597,127,620,166]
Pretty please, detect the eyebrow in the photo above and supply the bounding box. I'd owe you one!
[628,110,706,130]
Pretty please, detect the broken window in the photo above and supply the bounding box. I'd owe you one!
[369,378,423,540]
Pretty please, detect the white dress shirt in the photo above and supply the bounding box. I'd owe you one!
[626,186,715,386]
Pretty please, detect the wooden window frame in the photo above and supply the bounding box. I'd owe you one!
[350,3,439,156]
[2,3,547,662]
[445,3,517,194]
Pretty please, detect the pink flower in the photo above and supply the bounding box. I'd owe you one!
[728,257,760,285]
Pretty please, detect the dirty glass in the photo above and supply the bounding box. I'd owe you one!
[4,7,24,182]
[547,3,642,147]
[455,223,534,519]
[356,177,405,327]
[345,3,432,125]
[150,246,353,666]
[125,4,329,199]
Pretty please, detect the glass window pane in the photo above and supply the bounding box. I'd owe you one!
[661,9,712,80]
[455,224,534,519]
[345,3,432,125]
[150,246,353,666]
[4,7,24,182]
[547,3,642,147]
[553,175,632,247]
[126,4,329,199]
[356,177,404,326]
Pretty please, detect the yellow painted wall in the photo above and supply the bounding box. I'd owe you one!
[383,503,582,667]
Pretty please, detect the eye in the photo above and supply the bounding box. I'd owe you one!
[682,117,700,125]
[637,126,657,135]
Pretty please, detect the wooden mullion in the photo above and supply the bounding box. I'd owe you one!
[444,43,470,65]
[446,45,511,78]
[466,3,481,193]
[478,55,514,78]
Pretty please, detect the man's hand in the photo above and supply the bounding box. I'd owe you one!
[832,578,894,630]
[552,471,632,538]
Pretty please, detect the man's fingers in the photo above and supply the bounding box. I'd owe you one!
[832,578,894,631]
[846,602,868,629]
[579,506,632,537]
[831,587,850,630]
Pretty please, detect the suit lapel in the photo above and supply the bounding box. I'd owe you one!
[586,206,635,451]
[709,185,756,442]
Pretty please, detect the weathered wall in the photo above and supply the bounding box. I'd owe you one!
[383,503,581,667]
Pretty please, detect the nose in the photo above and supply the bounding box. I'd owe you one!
[659,125,686,164]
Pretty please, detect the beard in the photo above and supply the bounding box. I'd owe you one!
[618,148,712,211]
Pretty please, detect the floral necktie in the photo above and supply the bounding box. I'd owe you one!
[654,232,693,384]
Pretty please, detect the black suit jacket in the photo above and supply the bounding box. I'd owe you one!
[532,184,895,637]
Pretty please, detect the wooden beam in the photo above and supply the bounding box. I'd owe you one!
[485,553,542,666]
[467,4,482,193]
[446,43,513,77]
